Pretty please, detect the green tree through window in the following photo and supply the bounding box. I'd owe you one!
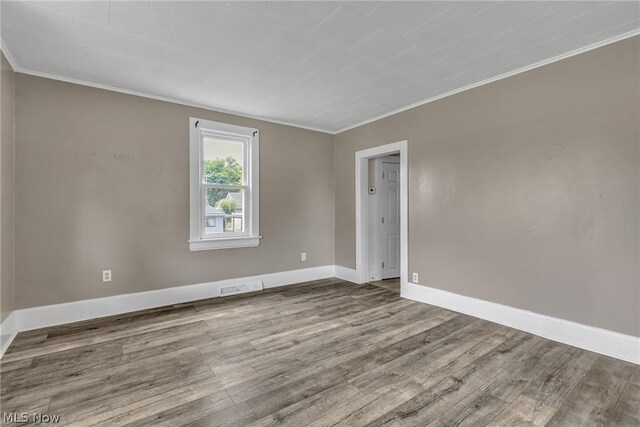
[218,198,237,215]
[204,157,242,207]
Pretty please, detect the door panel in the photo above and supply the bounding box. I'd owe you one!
[388,188,399,224]
[387,235,399,272]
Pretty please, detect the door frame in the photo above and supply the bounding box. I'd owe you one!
[355,140,408,295]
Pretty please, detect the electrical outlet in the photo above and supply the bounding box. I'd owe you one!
[412,272,419,283]
[102,270,112,282]
[301,252,307,261]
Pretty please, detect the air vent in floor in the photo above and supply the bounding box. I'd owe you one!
[219,281,264,296]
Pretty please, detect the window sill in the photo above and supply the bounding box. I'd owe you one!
[189,236,261,251]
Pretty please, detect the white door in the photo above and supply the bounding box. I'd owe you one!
[378,158,400,279]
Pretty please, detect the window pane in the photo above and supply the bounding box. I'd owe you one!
[203,137,244,185]
[204,188,245,235]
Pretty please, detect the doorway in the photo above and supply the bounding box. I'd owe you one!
[370,156,400,281]
[355,141,408,296]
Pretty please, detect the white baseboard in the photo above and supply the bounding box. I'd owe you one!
[403,282,640,365]
[8,265,336,339]
[334,265,359,283]
[7,270,635,365]
[0,311,18,358]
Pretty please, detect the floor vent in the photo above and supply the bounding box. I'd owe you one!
[219,281,264,297]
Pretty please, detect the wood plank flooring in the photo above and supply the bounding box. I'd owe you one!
[369,278,400,293]
[1,279,638,426]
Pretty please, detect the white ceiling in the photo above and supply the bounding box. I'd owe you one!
[2,1,639,133]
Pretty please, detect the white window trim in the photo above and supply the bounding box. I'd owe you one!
[189,118,260,251]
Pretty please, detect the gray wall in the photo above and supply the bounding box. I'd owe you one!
[1,52,15,323]
[8,37,639,337]
[14,75,334,309]
[334,37,639,336]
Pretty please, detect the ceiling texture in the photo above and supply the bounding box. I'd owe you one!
[2,1,639,133]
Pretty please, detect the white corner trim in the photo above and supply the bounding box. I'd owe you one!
[12,265,336,333]
[335,265,359,283]
[403,282,640,365]
[335,29,640,134]
[0,312,18,359]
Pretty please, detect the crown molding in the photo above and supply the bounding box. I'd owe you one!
[334,29,640,134]
[0,40,19,72]
[3,29,639,136]
[0,41,334,135]
[18,68,335,134]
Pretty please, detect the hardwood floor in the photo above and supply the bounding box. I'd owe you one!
[369,278,400,293]
[1,279,638,426]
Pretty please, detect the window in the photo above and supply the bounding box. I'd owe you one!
[189,118,260,250]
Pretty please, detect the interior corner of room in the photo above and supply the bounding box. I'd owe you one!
[0,1,638,425]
